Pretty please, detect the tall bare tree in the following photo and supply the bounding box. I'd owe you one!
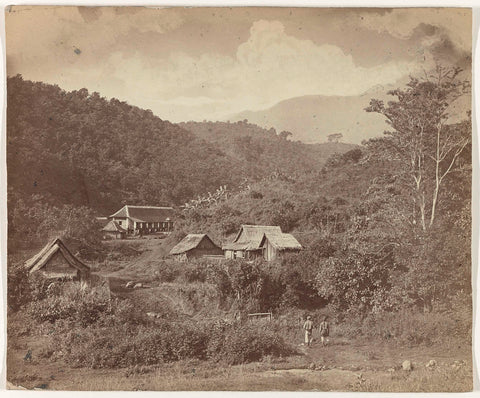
[365,66,471,231]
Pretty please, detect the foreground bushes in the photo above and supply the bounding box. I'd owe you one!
[207,322,293,365]
[27,282,112,326]
[25,281,293,369]
[53,319,292,369]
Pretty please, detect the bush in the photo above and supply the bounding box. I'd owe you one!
[207,322,293,365]
[57,320,211,368]
[27,282,112,326]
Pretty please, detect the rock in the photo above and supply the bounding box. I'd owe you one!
[387,368,395,373]
[309,362,316,370]
[125,281,135,288]
[402,360,412,371]
[426,359,437,368]
[133,283,143,289]
[146,312,157,318]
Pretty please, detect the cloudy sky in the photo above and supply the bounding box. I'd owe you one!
[6,6,472,124]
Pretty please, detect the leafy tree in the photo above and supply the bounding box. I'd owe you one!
[365,66,471,231]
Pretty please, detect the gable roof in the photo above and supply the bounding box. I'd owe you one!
[24,238,90,274]
[169,234,220,255]
[109,205,174,222]
[231,225,283,249]
[261,232,302,250]
[234,225,282,243]
[102,220,127,233]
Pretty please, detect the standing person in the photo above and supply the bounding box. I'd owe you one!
[319,316,330,346]
[303,315,314,347]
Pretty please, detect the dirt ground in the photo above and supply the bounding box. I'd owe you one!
[7,330,472,391]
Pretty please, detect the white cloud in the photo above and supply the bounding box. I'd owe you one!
[94,20,422,121]
[8,14,430,122]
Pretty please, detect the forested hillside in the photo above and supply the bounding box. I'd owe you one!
[179,120,355,177]
[7,76,353,250]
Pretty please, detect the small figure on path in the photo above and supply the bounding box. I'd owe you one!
[319,316,330,346]
[303,315,314,347]
[24,349,32,362]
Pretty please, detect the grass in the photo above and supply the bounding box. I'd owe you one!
[7,321,472,391]
[350,363,472,392]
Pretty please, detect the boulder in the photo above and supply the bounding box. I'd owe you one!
[426,359,437,368]
[133,283,143,289]
[146,312,156,318]
[125,281,135,288]
[402,360,412,371]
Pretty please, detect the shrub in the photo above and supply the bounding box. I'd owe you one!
[58,320,210,368]
[27,282,112,326]
[208,322,293,365]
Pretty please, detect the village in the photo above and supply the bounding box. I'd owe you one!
[25,203,303,287]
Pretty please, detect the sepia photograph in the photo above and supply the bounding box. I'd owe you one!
[3,4,474,392]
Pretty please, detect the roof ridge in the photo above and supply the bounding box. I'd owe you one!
[126,205,174,209]
[242,224,280,228]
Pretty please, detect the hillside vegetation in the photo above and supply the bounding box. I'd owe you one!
[7,76,353,251]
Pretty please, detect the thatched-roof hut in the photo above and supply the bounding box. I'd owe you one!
[102,220,127,240]
[223,225,281,260]
[169,234,222,261]
[24,238,90,281]
[259,232,302,261]
[223,225,302,261]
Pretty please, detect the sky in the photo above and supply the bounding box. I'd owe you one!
[5,6,472,125]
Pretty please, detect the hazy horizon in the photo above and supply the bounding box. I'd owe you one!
[6,6,472,143]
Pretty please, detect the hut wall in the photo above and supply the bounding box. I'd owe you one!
[263,240,277,261]
[187,247,223,259]
[42,250,78,278]
[103,231,124,240]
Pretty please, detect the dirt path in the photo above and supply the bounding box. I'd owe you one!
[103,237,168,279]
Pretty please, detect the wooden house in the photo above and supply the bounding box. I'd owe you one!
[169,234,223,261]
[24,238,90,281]
[223,225,281,260]
[108,205,174,235]
[259,231,302,261]
[223,225,302,261]
[101,220,127,240]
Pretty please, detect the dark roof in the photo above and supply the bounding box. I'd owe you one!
[170,234,220,255]
[109,205,174,222]
[24,237,90,274]
[102,220,127,233]
[261,232,302,250]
